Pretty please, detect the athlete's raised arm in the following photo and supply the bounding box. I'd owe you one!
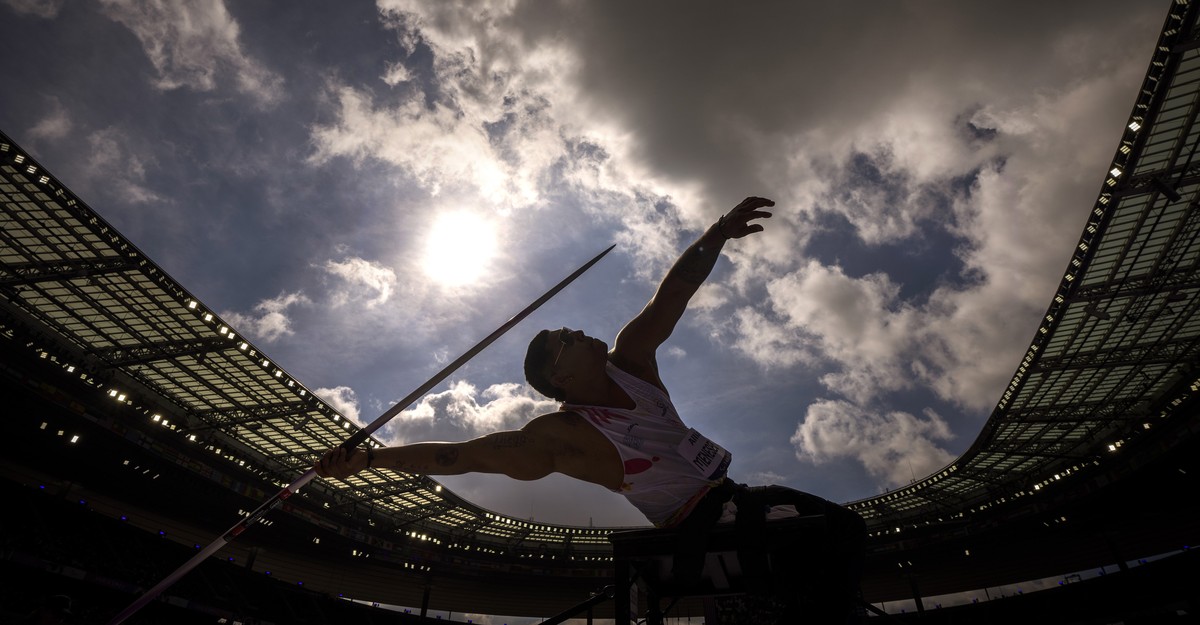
[610,196,773,387]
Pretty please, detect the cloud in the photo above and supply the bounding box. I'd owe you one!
[221,291,311,343]
[815,148,971,246]
[27,97,73,142]
[727,306,815,370]
[380,61,411,86]
[551,2,1157,209]
[309,0,708,283]
[83,128,165,205]
[2,0,64,18]
[310,86,511,202]
[321,257,398,308]
[385,381,558,445]
[332,5,1159,417]
[98,0,283,104]
[792,399,956,489]
[664,345,686,360]
[314,386,361,423]
[710,32,1154,417]
[765,261,917,403]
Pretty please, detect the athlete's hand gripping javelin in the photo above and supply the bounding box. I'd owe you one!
[317,447,367,480]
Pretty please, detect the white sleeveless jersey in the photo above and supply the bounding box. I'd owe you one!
[562,362,731,527]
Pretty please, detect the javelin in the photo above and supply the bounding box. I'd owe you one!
[109,244,616,624]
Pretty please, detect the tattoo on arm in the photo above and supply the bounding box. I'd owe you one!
[435,446,460,467]
[674,240,723,285]
[489,432,529,448]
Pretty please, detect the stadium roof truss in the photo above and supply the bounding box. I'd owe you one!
[2,0,1199,559]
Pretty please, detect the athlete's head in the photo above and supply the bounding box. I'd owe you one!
[524,329,562,400]
[524,327,586,401]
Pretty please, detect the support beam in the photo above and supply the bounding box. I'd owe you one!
[1032,337,1200,373]
[1067,266,1200,303]
[94,336,239,367]
[1001,398,1141,424]
[0,257,136,287]
[195,400,313,426]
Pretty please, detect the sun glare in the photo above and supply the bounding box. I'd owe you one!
[422,211,499,287]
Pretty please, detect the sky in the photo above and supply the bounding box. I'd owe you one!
[0,0,1169,530]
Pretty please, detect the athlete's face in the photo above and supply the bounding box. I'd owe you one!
[550,328,605,370]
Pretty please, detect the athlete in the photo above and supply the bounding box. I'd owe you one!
[316,196,865,620]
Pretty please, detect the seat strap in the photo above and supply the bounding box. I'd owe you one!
[732,487,771,588]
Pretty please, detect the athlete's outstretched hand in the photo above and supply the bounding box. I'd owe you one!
[717,196,774,239]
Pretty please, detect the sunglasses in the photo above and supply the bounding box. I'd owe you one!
[553,327,576,366]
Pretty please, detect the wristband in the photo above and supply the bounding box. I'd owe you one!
[717,215,732,239]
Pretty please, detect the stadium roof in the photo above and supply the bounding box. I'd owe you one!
[843,0,1200,536]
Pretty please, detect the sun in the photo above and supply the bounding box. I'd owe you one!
[422,211,499,287]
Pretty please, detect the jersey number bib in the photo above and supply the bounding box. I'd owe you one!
[677,428,730,480]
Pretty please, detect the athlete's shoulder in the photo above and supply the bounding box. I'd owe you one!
[525,410,588,433]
